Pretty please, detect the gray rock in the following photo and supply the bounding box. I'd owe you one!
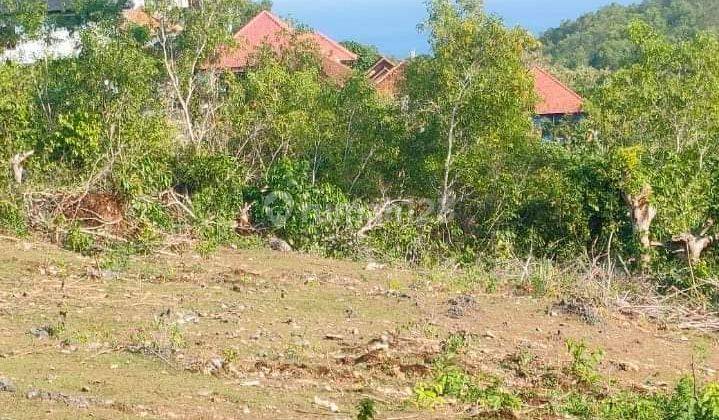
[269,237,292,252]
[0,377,16,392]
[209,357,224,371]
[447,294,476,318]
[552,299,603,325]
[28,327,50,339]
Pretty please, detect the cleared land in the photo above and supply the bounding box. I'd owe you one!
[0,238,717,419]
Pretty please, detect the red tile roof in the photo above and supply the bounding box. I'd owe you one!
[121,8,160,29]
[211,10,356,81]
[367,57,407,96]
[368,60,583,115]
[531,66,583,116]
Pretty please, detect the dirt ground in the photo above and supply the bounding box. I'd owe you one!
[0,238,717,419]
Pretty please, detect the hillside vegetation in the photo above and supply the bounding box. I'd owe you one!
[541,0,719,69]
[2,0,719,417]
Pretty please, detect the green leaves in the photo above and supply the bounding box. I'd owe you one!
[0,0,46,50]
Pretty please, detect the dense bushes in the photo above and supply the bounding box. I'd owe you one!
[3,0,719,308]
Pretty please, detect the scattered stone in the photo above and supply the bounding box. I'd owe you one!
[241,380,261,387]
[81,386,91,393]
[552,299,603,325]
[313,396,338,413]
[447,294,476,319]
[269,237,292,252]
[365,262,386,271]
[483,330,497,339]
[0,377,16,392]
[384,290,411,300]
[26,389,92,408]
[209,357,224,371]
[28,327,50,339]
[616,360,640,372]
[176,311,200,325]
[85,267,119,280]
[367,335,391,352]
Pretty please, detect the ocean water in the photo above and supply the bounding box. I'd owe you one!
[272,0,638,57]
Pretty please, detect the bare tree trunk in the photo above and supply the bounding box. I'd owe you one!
[11,151,34,184]
[157,15,209,146]
[624,184,657,265]
[439,106,458,222]
[357,198,411,238]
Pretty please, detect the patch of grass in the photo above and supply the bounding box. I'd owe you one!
[413,335,521,413]
[558,377,719,419]
[413,365,521,412]
[441,332,469,355]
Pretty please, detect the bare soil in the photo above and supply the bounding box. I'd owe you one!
[0,238,717,419]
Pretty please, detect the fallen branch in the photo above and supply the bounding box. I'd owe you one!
[667,219,718,263]
[357,198,411,238]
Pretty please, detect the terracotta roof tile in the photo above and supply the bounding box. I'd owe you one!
[531,66,583,116]
[212,10,356,81]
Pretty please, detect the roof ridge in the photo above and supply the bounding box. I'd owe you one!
[311,30,358,60]
[373,61,405,86]
[531,65,583,102]
[235,10,290,39]
[366,56,398,77]
[258,10,292,30]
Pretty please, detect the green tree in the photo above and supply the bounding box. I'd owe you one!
[146,0,264,146]
[541,0,719,70]
[402,0,536,221]
[588,21,719,266]
[340,40,381,72]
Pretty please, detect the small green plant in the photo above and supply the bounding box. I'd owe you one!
[565,339,604,387]
[64,226,95,255]
[441,332,468,355]
[222,347,240,364]
[356,398,376,420]
[414,363,521,413]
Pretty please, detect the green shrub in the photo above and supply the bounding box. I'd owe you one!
[565,339,604,387]
[561,377,719,419]
[173,151,246,220]
[0,200,28,236]
[246,159,371,257]
[64,226,95,255]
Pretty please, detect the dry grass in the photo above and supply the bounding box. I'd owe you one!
[0,238,717,419]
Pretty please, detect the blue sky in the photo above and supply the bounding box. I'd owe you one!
[272,0,638,57]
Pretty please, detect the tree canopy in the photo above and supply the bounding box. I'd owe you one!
[541,0,719,70]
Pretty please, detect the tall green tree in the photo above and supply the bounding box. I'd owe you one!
[402,0,536,221]
[588,21,719,264]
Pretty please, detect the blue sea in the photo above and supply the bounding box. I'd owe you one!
[272,0,638,58]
